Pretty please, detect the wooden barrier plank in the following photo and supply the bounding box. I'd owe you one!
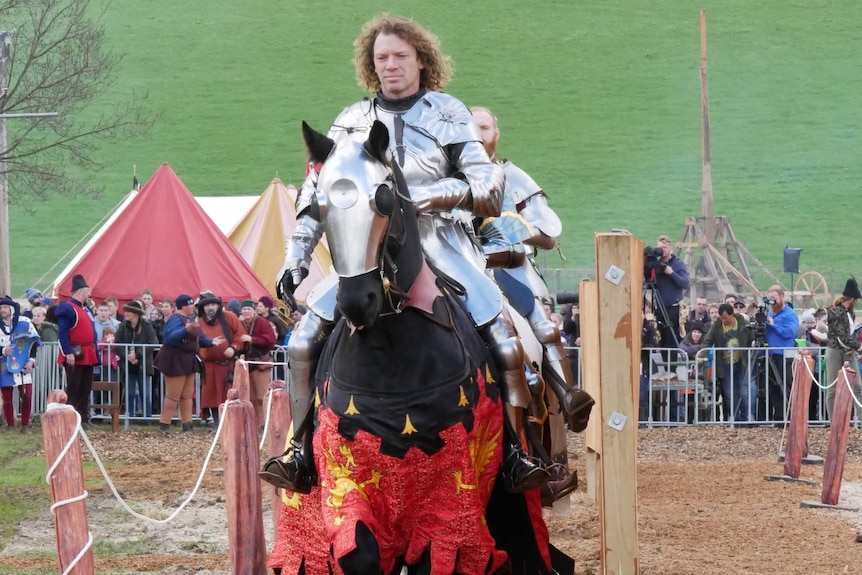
[580,280,601,503]
[595,233,641,575]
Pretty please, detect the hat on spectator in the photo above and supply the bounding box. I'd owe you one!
[843,277,862,299]
[41,297,53,306]
[71,274,88,292]
[801,310,816,323]
[258,296,275,310]
[24,288,42,303]
[688,321,705,333]
[225,298,242,315]
[241,299,256,309]
[175,294,194,308]
[122,299,146,316]
[196,290,221,307]
[0,295,15,307]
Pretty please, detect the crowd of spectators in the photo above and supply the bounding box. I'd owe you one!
[3,279,302,433]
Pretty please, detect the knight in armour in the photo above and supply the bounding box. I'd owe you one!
[472,106,594,501]
[274,14,547,494]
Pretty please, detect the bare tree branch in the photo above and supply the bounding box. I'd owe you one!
[0,0,156,205]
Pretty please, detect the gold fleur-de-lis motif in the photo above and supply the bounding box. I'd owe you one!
[401,414,418,435]
[484,365,495,385]
[458,385,469,407]
[345,395,360,415]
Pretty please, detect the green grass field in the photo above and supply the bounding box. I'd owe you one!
[8,0,862,297]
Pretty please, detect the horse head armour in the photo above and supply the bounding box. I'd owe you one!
[302,120,422,329]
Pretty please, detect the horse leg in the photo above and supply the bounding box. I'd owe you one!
[338,521,382,575]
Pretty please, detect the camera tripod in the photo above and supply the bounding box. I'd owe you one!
[643,280,681,349]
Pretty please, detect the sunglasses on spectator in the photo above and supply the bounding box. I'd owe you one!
[733,303,745,309]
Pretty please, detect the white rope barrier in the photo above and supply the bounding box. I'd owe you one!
[259,386,275,451]
[841,367,862,410]
[44,403,94,575]
[801,355,837,391]
[44,360,289,564]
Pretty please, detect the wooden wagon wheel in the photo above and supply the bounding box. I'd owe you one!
[795,271,830,309]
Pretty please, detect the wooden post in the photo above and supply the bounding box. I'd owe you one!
[232,358,251,402]
[42,390,95,575]
[821,363,856,506]
[784,353,814,478]
[265,380,292,537]
[579,280,601,503]
[595,233,641,575]
[220,388,267,574]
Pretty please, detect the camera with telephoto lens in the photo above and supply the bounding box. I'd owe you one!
[555,291,580,306]
[748,297,772,347]
[643,246,666,281]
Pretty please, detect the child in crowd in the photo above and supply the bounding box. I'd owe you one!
[98,325,119,381]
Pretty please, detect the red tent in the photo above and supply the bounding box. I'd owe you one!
[55,163,272,307]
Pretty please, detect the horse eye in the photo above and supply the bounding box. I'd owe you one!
[372,183,395,216]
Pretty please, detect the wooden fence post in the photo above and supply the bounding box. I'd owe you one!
[821,363,856,506]
[221,388,267,574]
[265,380,292,537]
[594,233,641,575]
[580,280,601,503]
[784,352,814,478]
[42,390,95,575]
[232,358,251,402]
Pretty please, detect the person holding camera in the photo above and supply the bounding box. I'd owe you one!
[760,285,800,422]
[653,235,690,349]
[703,304,754,421]
[825,278,862,420]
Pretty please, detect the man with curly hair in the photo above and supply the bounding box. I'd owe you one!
[275,14,547,496]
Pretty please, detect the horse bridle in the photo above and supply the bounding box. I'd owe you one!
[377,172,411,315]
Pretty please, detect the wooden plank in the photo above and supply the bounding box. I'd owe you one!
[580,280,601,503]
[595,233,641,575]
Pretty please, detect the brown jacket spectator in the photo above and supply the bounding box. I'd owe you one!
[195,291,243,425]
[240,299,277,428]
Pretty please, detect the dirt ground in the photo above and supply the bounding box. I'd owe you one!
[2,426,862,574]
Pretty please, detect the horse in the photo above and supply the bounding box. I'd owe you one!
[267,121,569,575]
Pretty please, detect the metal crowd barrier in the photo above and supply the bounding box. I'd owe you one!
[26,342,290,429]
[22,342,847,430]
[563,343,846,428]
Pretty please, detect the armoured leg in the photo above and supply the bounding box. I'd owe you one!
[531,313,593,432]
[261,311,333,493]
[480,315,549,493]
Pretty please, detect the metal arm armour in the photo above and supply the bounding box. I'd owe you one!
[284,214,324,279]
[410,140,504,217]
